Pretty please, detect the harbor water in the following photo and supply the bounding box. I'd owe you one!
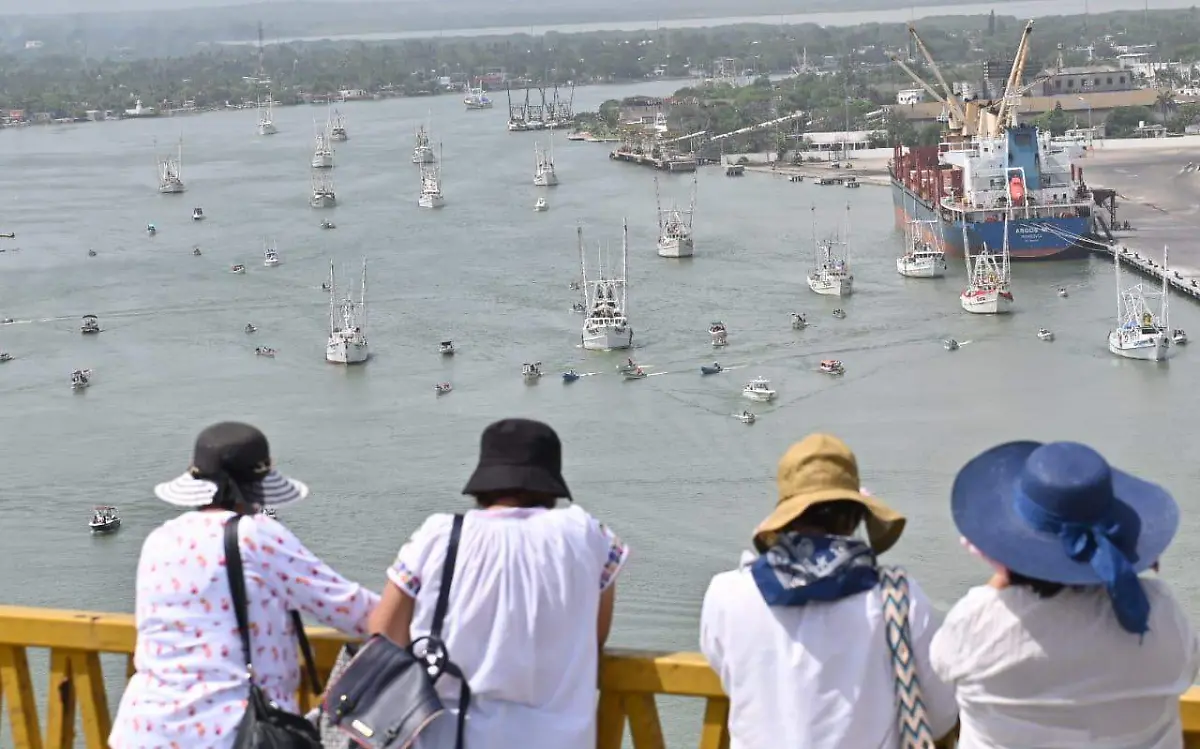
[2,79,1199,733]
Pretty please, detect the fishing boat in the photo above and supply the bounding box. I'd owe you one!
[257,89,277,135]
[261,507,277,518]
[655,174,697,258]
[1037,328,1055,342]
[533,137,559,186]
[263,240,280,267]
[832,309,846,319]
[80,314,101,334]
[321,220,336,230]
[89,506,121,534]
[534,197,549,212]
[819,359,845,375]
[1058,287,1070,298]
[578,222,634,351]
[562,369,581,383]
[616,358,637,374]
[412,124,436,164]
[522,362,543,380]
[0,352,11,362]
[960,214,1014,314]
[329,109,348,141]
[736,411,756,424]
[255,347,276,357]
[71,368,92,389]
[193,247,202,256]
[710,322,728,347]
[791,313,807,329]
[623,367,647,381]
[418,148,445,209]
[146,223,157,236]
[743,377,776,402]
[434,382,453,395]
[231,264,246,274]
[157,138,185,194]
[245,323,257,334]
[1,318,13,324]
[439,340,455,355]
[701,362,724,375]
[311,173,337,208]
[192,207,205,221]
[896,217,947,278]
[944,339,960,351]
[87,249,97,257]
[311,125,334,169]
[844,177,860,189]
[1108,246,1172,361]
[570,302,586,313]
[464,80,494,110]
[807,204,854,296]
[1173,329,1188,345]
[326,258,370,365]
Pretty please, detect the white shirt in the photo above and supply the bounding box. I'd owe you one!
[110,511,379,749]
[387,505,628,749]
[700,553,959,749]
[931,579,1200,749]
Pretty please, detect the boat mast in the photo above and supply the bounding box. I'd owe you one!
[621,218,629,315]
[687,173,698,228]
[810,205,817,266]
[577,226,588,309]
[960,218,972,278]
[1113,241,1122,324]
[844,202,851,264]
[328,260,336,334]
[1001,210,1010,284]
[177,137,183,179]
[1161,245,1169,328]
[360,257,368,332]
[654,175,663,233]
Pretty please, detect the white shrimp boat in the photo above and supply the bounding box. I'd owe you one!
[464,81,493,110]
[311,172,337,208]
[326,258,369,365]
[709,322,728,347]
[960,215,1014,314]
[263,240,280,267]
[655,174,696,258]
[735,411,756,424]
[413,124,436,164]
[896,218,946,278]
[743,377,776,402]
[418,150,445,209]
[329,109,348,141]
[257,91,277,135]
[311,126,334,169]
[192,207,205,221]
[1037,328,1055,341]
[533,137,559,186]
[534,197,549,212]
[157,138,185,194]
[434,382,453,395]
[89,505,121,533]
[522,362,544,380]
[71,368,92,389]
[578,221,633,351]
[439,340,456,355]
[1108,246,1172,361]
[807,204,854,296]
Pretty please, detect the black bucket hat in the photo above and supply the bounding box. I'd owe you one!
[462,418,572,499]
[155,422,308,508]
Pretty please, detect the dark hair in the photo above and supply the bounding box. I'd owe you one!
[1006,570,1067,598]
[785,500,866,537]
[473,490,557,510]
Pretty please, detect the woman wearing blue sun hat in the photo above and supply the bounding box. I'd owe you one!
[930,440,1199,749]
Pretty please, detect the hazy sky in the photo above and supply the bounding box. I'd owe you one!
[0,0,393,13]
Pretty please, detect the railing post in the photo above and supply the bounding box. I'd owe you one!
[0,645,44,749]
[699,697,731,749]
[596,689,627,749]
[45,649,75,749]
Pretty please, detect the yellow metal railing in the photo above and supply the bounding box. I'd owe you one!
[2,605,1200,749]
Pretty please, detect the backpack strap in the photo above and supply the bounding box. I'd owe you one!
[428,514,469,749]
[880,565,936,749]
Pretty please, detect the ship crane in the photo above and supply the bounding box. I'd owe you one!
[886,52,966,135]
[990,20,1036,138]
[906,25,967,129]
[658,110,806,148]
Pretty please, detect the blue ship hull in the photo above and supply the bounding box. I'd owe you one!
[892,178,1091,260]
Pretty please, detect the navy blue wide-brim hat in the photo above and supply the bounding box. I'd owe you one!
[951,440,1179,585]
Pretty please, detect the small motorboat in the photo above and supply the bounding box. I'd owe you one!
[616,358,637,374]
[80,314,101,334]
[192,246,202,256]
[788,175,805,183]
[735,411,756,424]
[321,282,332,291]
[623,367,648,381]
[439,340,456,355]
[710,322,728,347]
[791,313,807,330]
[192,207,205,221]
[87,249,97,257]
[1172,329,1188,345]
[255,347,276,358]
[743,377,776,401]
[89,505,121,534]
[434,382,453,395]
[819,359,845,375]
[534,197,549,212]
[231,264,246,274]
[1,318,13,325]
[320,220,337,230]
[831,309,846,319]
[0,352,12,362]
[71,368,92,389]
[261,507,277,518]
[944,339,959,351]
[701,362,724,375]
[570,302,586,313]
[146,223,157,236]
[562,370,580,383]
[1057,287,1069,298]
[569,281,581,291]
[245,323,258,334]
[1037,328,1055,342]
[522,361,543,380]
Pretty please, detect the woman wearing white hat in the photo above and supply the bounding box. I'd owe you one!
[110,422,380,749]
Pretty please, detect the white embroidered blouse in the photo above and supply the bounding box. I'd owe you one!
[109,511,379,749]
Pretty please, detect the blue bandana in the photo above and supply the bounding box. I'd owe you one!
[750,532,880,606]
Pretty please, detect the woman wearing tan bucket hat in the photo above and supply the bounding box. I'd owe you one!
[700,433,958,749]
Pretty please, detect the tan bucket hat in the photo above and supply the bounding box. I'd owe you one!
[753,433,906,554]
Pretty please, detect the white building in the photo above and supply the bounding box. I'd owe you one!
[897,88,925,105]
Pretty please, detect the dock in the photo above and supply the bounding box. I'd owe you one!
[609,147,698,172]
[1087,241,1200,302]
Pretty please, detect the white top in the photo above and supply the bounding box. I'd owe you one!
[700,554,959,749]
[387,505,628,749]
[930,580,1200,749]
[110,511,379,749]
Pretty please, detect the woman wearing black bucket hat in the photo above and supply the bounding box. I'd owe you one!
[110,422,380,749]
[930,440,1199,749]
[368,418,629,749]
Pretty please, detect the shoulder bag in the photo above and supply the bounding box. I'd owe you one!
[321,513,471,749]
[880,565,937,749]
[225,515,325,749]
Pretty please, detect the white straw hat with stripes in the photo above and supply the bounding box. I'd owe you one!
[154,422,309,508]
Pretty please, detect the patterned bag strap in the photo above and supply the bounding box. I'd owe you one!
[880,565,937,749]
